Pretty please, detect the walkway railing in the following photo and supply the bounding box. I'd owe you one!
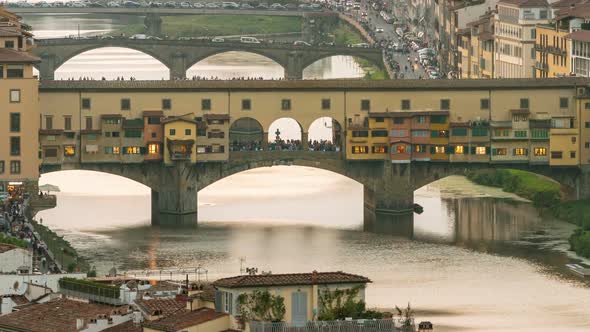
[250,319,398,332]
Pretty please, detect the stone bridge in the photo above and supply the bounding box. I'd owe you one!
[39,151,584,236]
[33,38,385,80]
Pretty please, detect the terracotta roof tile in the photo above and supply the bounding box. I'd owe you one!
[204,113,230,121]
[143,308,227,332]
[135,298,185,317]
[0,47,40,63]
[213,271,371,288]
[565,29,590,42]
[102,320,142,332]
[0,298,126,332]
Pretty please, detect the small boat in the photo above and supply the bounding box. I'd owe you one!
[566,264,590,277]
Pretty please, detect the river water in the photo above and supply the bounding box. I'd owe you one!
[26,13,590,332]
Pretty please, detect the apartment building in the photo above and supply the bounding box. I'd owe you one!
[0,7,39,193]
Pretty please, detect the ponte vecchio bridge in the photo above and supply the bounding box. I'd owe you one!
[32,38,386,80]
[35,79,590,234]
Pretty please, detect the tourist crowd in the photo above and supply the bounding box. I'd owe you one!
[230,139,338,152]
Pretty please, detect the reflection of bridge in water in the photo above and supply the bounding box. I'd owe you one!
[33,38,386,80]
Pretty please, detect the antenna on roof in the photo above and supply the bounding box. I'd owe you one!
[239,257,246,275]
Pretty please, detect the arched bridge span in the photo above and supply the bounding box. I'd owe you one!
[32,38,386,80]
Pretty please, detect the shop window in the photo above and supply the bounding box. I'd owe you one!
[10,137,20,156]
[475,146,487,155]
[321,98,331,110]
[281,99,291,110]
[434,146,446,154]
[125,147,141,154]
[413,144,426,153]
[401,99,411,110]
[492,148,507,155]
[10,113,20,132]
[351,146,368,154]
[202,98,211,111]
[9,89,20,103]
[514,148,527,156]
[64,145,76,157]
[162,98,172,110]
[121,98,131,110]
[82,98,91,110]
[534,147,547,156]
[395,145,407,154]
[455,145,464,154]
[372,146,386,153]
[148,143,159,155]
[242,99,251,110]
[10,161,20,174]
[361,99,370,111]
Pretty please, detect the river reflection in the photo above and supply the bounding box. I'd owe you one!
[37,169,590,332]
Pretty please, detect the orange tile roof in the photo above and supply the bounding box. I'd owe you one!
[0,47,40,63]
[0,298,126,332]
[143,307,227,332]
[213,271,371,288]
[135,298,185,317]
[102,320,142,332]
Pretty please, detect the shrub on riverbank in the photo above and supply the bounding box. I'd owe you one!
[551,199,590,230]
[0,234,29,248]
[569,229,590,258]
[466,169,561,208]
[31,220,89,272]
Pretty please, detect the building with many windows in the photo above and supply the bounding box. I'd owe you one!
[0,7,39,193]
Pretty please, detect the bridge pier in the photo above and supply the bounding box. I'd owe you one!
[145,13,163,37]
[361,162,415,237]
[285,52,304,80]
[38,53,57,80]
[152,162,198,226]
[169,52,188,80]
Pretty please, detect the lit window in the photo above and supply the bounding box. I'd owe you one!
[64,145,76,157]
[352,146,368,154]
[514,148,526,156]
[435,146,446,154]
[113,146,120,154]
[455,145,464,154]
[476,146,486,155]
[396,145,407,154]
[126,147,141,154]
[148,143,159,155]
[534,147,547,156]
[372,146,386,153]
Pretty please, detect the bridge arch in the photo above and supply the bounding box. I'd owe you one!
[185,50,287,79]
[307,117,343,151]
[301,51,384,74]
[229,117,264,151]
[267,117,304,150]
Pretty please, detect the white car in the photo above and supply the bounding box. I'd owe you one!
[375,27,384,33]
[211,37,225,42]
[293,40,311,46]
[130,34,147,39]
[351,42,370,48]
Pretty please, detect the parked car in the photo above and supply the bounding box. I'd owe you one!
[270,3,286,10]
[130,34,147,39]
[241,3,254,9]
[164,1,177,8]
[375,27,384,33]
[257,3,269,9]
[211,37,225,42]
[222,2,239,9]
[180,1,191,8]
[351,42,370,48]
[240,36,260,44]
[193,2,204,8]
[205,2,220,8]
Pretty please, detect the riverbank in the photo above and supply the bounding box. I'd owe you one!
[467,168,590,258]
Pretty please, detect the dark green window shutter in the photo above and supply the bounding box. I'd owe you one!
[430,146,436,154]
[464,147,469,154]
[122,147,128,155]
[492,148,497,156]
[512,148,516,155]
[215,291,222,312]
[485,147,491,155]
[140,147,147,155]
[470,147,476,155]
[448,146,454,154]
[525,148,529,156]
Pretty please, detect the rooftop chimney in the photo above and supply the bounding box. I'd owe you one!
[311,270,318,284]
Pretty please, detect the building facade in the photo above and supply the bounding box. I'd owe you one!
[0,7,39,194]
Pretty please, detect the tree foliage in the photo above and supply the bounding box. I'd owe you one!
[237,290,286,323]
[317,286,383,321]
[395,302,415,328]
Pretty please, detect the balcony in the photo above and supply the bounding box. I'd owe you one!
[171,151,192,160]
[534,61,549,71]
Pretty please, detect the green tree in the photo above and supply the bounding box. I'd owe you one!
[395,302,415,330]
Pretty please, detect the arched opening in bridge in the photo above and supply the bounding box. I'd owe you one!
[36,170,151,230]
[229,117,264,151]
[53,47,170,80]
[307,117,342,152]
[268,118,302,151]
[186,51,283,80]
[199,166,363,228]
[302,56,366,79]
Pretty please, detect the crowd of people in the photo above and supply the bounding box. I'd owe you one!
[1,188,59,274]
[230,139,339,152]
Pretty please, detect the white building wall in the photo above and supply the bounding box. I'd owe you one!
[0,249,33,274]
[0,272,86,296]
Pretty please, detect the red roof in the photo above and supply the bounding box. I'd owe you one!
[135,298,185,317]
[102,320,142,332]
[499,0,549,7]
[213,271,371,288]
[0,243,18,254]
[142,308,227,332]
